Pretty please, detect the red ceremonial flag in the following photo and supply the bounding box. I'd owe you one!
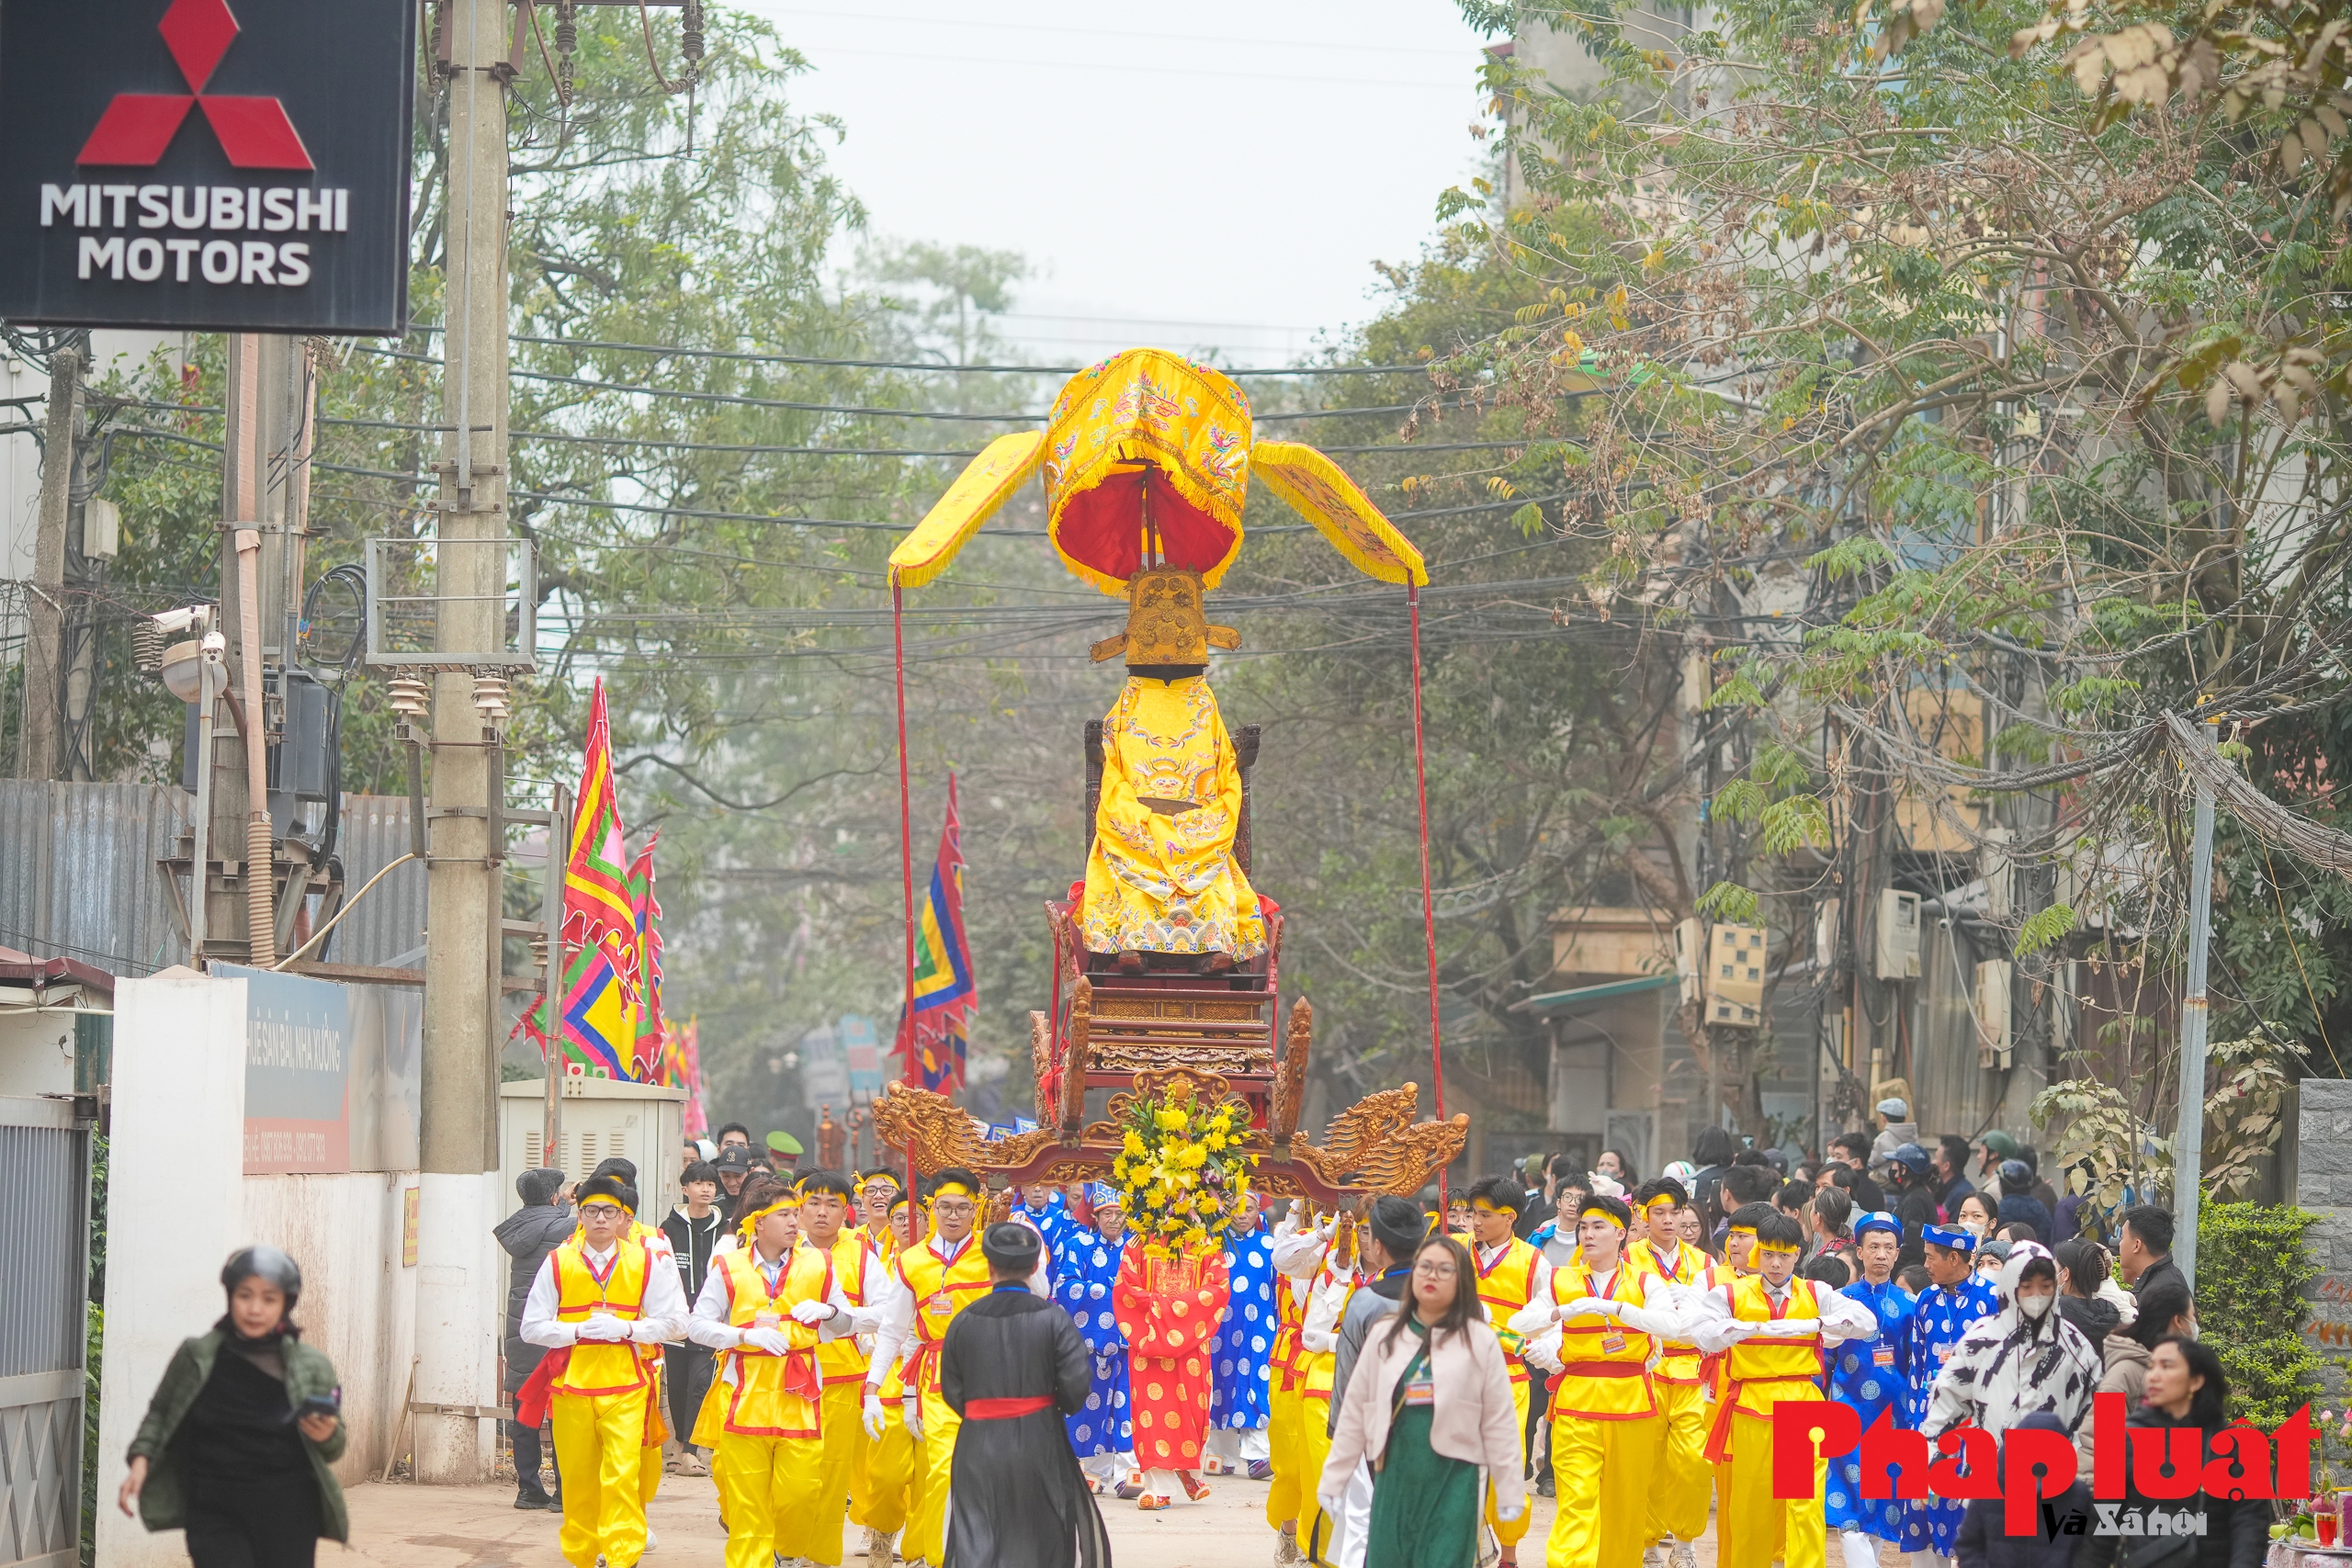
[564,678,641,1005]
[897,773,976,1093]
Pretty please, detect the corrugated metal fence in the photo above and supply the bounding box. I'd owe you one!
[0,1095,93,1568]
[0,784,424,976]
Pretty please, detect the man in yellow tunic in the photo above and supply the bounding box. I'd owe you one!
[1466,1177,1551,1568]
[780,1168,884,1568]
[1689,1210,1877,1568]
[1510,1195,1688,1568]
[518,1174,690,1568]
[855,1192,922,1568]
[863,1168,1049,1568]
[1629,1178,1719,1568]
[686,1175,863,1568]
[1080,567,1265,973]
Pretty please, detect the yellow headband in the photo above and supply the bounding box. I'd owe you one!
[1754,1241,1803,1257]
[1642,1197,1679,1213]
[736,1195,800,1242]
[1727,1224,1758,1237]
[932,1180,979,1201]
[1470,1199,1514,1215]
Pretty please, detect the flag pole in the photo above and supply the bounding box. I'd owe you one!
[893,578,921,1233]
[1409,581,1448,1208]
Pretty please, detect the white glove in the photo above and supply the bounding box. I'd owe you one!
[1555,1297,1602,1319]
[575,1313,629,1342]
[789,1299,838,1326]
[1498,1500,1526,1524]
[903,1395,924,1441]
[1317,1494,1345,1523]
[741,1326,792,1357]
[1524,1328,1565,1374]
[862,1392,887,1439]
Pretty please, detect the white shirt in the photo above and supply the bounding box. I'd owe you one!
[519,1235,690,1348]
[862,1233,1049,1392]
[1506,1259,1686,1343]
[1687,1274,1877,1353]
[1477,1236,1555,1313]
[684,1242,863,1352]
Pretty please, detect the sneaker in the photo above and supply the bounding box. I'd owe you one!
[644,1530,658,1553]
[1249,1459,1273,1481]
[1138,1494,1174,1511]
[1276,1525,1303,1564]
[1179,1471,1212,1503]
[1645,1549,1666,1568]
[1537,1475,1555,1498]
[1114,1476,1147,1501]
[1670,1544,1698,1568]
[514,1486,552,1510]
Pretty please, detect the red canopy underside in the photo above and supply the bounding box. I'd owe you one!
[1055,467,1237,587]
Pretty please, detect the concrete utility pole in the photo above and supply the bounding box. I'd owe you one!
[413,0,513,1485]
[17,346,78,781]
[2174,716,2220,1289]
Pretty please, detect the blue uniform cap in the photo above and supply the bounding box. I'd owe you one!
[1922,1223,1976,1254]
[1853,1211,1902,1240]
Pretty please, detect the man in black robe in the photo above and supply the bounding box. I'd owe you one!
[939,1221,1112,1568]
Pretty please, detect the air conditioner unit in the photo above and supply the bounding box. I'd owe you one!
[1709,921,1768,1008]
[1707,995,1761,1029]
[1974,959,2013,1068]
[1874,890,1921,981]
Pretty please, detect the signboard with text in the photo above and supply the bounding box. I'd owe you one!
[0,0,414,332]
[219,964,421,1174]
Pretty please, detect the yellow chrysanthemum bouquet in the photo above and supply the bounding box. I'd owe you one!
[1110,1083,1258,1258]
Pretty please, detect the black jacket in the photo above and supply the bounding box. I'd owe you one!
[494,1201,575,1385]
[661,1206,724,1310]
[1958,1482,2093,1568]
[939,1288,1109,1568]
[2132,1257,2187,1300]
[2074,1406,2268,1568]
[2057,1292,2120,1349]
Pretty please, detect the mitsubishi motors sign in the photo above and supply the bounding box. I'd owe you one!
[0,0,413,332]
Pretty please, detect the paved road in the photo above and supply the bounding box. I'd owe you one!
[319,1473,1744,1568]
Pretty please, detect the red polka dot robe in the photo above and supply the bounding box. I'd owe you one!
[1112,1243,1232,1471]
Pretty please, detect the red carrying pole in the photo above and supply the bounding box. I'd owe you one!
[893,580,921,1234]
[1409,581,1448,1207]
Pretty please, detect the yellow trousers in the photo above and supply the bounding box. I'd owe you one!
[551,1387,650,1568]
[777,1383,861,1565]
[1644,1381,1711,1543]
[1297,1398,1340,1565]
[1719,1413,1825,1568]
[1265,1378,1305,1531]
[1545,1412,1660,1568]
[900,1398,964,1567]
[712,1430,827,1568]
[1485,1375,1533,1550]
[859,1403,915,1536]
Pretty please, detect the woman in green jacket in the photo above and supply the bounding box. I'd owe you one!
[119,1247,350,1568]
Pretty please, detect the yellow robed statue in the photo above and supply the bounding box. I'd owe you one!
[1081,567,1263,970]
[885,347,1430,974]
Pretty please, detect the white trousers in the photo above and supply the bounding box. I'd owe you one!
[1338,1462,1374,1568]
[1081,1450,1136,1484]
[1206,1427,1271,1463]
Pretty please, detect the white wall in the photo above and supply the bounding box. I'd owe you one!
[242,1172,418,1484]
[0,1008,75,1095]
[96,969,244,1568]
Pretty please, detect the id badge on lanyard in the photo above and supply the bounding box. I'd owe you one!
[1872,1344,1896,1369]
[1600,1332,1628,1355]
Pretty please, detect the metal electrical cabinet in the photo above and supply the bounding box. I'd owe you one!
[496,1077,688,1223]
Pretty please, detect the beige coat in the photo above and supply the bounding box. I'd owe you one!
[1320,1314,1527,1518]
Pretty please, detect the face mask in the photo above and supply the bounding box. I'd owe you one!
[2018,1292,2053,1320]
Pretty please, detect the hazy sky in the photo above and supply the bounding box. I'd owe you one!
[738,1,1499,367]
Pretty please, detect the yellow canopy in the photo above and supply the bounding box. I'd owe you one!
[886,431,1046,589]
[1251,441,1429,587]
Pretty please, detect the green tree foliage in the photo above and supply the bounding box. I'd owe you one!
[2197,1202,2326,1429]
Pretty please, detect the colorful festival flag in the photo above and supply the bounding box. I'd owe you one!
[563,679,641,1007]
[896,773,976,1093]
[628,837,663,1080]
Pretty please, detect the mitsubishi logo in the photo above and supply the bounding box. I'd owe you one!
[77,0,311,170]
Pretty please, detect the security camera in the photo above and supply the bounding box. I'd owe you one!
[150,604,214,636]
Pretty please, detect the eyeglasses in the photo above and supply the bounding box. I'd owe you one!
[579,1203,626,1220]
[1414,1260,1458,1277]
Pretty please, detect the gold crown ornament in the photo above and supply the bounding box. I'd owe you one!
[1089,567,1241,666]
